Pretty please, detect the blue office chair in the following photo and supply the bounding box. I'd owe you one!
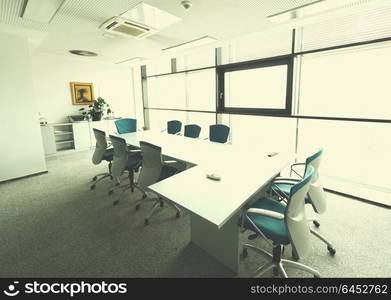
[134,141,182,226]
[90,128,113,190]
[184,124,201,138]
[209,124,230,143]
[242,166,320,278]
[108,135,143,205]
[166,120,182,135]
[115,118,137,134]
[270,149,336,255]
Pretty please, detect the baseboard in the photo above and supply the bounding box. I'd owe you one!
[325,188,391,209]
[0,171,48,184]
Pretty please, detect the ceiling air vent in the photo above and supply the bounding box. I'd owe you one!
[100,17,156,39]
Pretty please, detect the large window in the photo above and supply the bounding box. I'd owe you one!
[217,56,293,115]
[297,42,391,119]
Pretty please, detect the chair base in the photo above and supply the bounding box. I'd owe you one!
[141,197,181,226]
[90,173,112,190]
[242,244,320,278]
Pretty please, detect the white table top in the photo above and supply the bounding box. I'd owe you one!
[118,130,293,228]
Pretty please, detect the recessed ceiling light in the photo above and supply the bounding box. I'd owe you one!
[69,50,98,57]
[162,36,217,52]
[267,0,362,23]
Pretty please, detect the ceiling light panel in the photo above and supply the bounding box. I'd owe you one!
[21,0,64,23]
[121,2,182,30]
[162,36,217,52]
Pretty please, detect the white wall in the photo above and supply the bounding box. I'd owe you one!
[31,53,136,123]
[0,32,47,182]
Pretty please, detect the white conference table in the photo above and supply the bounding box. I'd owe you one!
[118,130,293,274]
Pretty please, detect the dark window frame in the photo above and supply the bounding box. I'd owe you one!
[216,54,294,116]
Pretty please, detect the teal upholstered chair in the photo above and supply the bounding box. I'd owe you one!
[270,149,335,256]
[115,118,137,134]
[90,128,113,190]
[209,124,230,143]
[184,124,201,138]
[242,166,320,278]
[108,135,143,205]
[166,120,182,135]
[134,141,182,226]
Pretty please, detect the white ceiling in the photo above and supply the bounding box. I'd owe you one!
[0,0,385,63]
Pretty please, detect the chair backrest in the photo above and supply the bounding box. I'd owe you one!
[138,141,164,188]
[184,124,201,138]
[92,128,108,165]
[286,166,314,259]
[115,118,137,134]
[209,124,230,143]
[109,135,129,178]
[167,120,182,134]
[305,149,326,214]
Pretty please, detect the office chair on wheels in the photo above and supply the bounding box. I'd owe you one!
[207,124,230,143]
[270,149,336,256]
[108,135,143,205]
[184,124,201,138]
[90,128,114,190]
[242,166,321,278]
[114,118,137,134]
[134,141,182,226]
[163,120,182,135]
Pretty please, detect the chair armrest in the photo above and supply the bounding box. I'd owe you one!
[128,149,142,153]
[274,177,300,183]
[163,160,179,164]
[247,208,284,220]
[290,162,305,178]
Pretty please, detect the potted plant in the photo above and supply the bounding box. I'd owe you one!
[79,97,113,121]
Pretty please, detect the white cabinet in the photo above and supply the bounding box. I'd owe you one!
[40,119,120,156]
[73,122,91,150]
[40,125,56,155]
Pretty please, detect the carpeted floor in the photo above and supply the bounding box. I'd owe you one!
[0,150,390,278]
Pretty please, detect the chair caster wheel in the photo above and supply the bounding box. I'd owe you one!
[92,176,98,181]
[115,182,120,186]
[175,212,180,218]
[90,185,96,190]
[314,274,321,278]
[113,200,119,206]
[110,176,113,180]
[135,204,140,210]
[313,220,320,228]
[108,190,114,195]
[160,201,164,208]
[144,219,149,226]
[242,248,248,258]
[142,194,147,199]
[327,246,336,256]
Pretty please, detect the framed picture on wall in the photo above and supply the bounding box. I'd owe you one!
[70,82,94,105]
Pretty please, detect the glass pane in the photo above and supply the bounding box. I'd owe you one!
[225,65,287,109]
[187,112,216,138]
[146,74,186,110]
[147,109,187,132]
[187,69,216,111]
[226,30,292,64]
[298,43,391,119]
[176,48,215,71]
[228,115,296,154]
[297,119,391,191]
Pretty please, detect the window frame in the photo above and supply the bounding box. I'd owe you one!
[216,55,293,116]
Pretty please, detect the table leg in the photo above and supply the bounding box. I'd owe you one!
[190,212,240,274]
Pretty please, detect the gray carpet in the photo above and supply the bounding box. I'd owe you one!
[0,150,390,278]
